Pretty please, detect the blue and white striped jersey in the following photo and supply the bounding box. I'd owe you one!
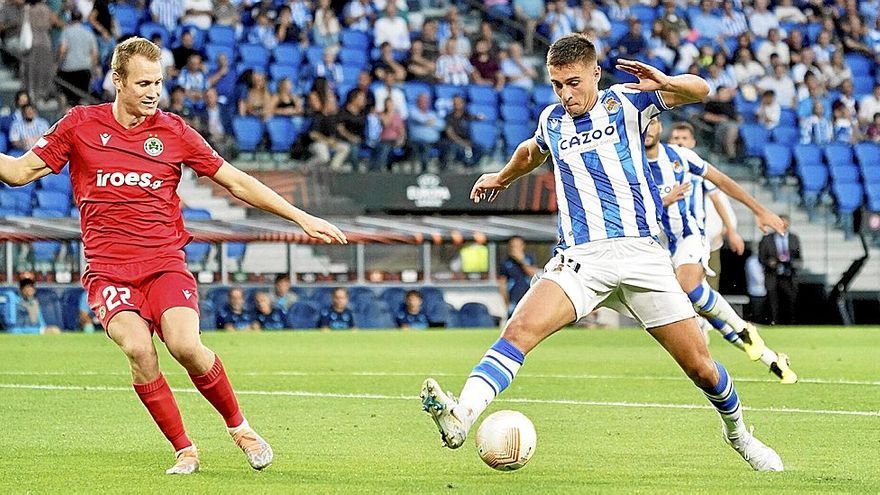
[647,143,710,253]
[533,85,670,251]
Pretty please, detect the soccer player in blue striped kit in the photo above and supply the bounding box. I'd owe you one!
[643,118,798,384]
[420,34,784,471]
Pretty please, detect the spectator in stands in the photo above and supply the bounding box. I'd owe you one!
[373,97,406,171]
[824,51,853,90]
[832,100,860,143]
[691,0,723,38]
[800,101,832,145]
[756,90,781,130]
[354,71,376,111]
[756,28,790,67]
[858,83,880,126]
[484,0,513,22]
[216,288,254,331]
[168,86,198,126]
[0,0,25,72]
[866,112,880,142]
[267,78,305,123]
[470,39,503,89]
[476,21,501,57]
[319,287,356,330]
[288,0,313,35]
[441,95,478,170]
[249,12,279,50]
[436,39,475,86]
[198,88,232,156]
[407,40,437,83]
[78,291,99,333]
[868,16,880,56]
[89,0,115,64]
[705,57,737,94]
[271,274,298,310]
[620,19,649,58]
[344,0,375,32]
[758,63,797,109]
[719,0,748,38]
[774,0,807,24]
[570,0,610,39]
[447,22,472,57]
[498,236,537,317]
[313,0,341,48]
[605,0,631,22]
[658,0,688,37]
[419,19,441,60]
[395,290,428,330]
[373,4,409,51]
[9,104,48,151]
[759,215,801,325]
[150,0,183,34]
[840,16,873,57]
[172,30,202,71]
[732,48,766,88]
[796,73,829,119]
[214,0,240,28]
[513,0,544,53]
[408,93,445,172]
[500,42,537,92]
[583,27,609,61]
[337,88,368,169]
[313,47,344,89]
[543,0,574,43]
[238,71,272,119]
[276,6,304,45]
[437,6,461,48]
[374,42,407,83]
[178,54,208,110]
[744,243,768,324]
[811,30,836,67]
[786,27,807,55]
[837,79,857,117]
[253,291,286,330]
[646,19,673,65]
[12,277,60,335]
[152,34,177,81]
[8,90,30,124]
[747,0,779,38]
[308,77,333,115]
[182,0,212,30]
[57,10,99,107]
[791,48,821,86]
[701,86,739,159]
[21,0,62,106]
[671,31,700,74]
[308,93,351,170]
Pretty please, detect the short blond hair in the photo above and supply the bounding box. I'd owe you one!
[111,37,161,82]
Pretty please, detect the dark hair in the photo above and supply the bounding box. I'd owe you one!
[70,9,83,22]
[274,273,290,283]
[509,235,525,243]
[405,290,422,300]
[762,89,775,98]
[670,121,695,136]
[332,287,348,296]
[546,33,597,68]
[19,278,35,291]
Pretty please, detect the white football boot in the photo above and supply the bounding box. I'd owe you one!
[723,425,784,472]
[420,378,468,449]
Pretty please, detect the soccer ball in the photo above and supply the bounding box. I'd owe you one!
[475,410,537,471]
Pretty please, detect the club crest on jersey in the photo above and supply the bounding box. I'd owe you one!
[144,136,164,157]
[603,97,620,114]
[548,118,561,130]
[98,306,106,319]
[673,160,684,173]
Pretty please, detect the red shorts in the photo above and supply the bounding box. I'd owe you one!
[83,251,199,341]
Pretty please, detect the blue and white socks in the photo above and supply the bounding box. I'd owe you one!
[687,281,748,335]
[457,338,525,428]
[700,361,746,438]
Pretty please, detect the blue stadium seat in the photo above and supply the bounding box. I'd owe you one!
[208,25,236,47]
[269,64,299,83]
[854,142,880,169]
[113,4,141,36]
[205,286,229,312]
[341,29,370,49]
[32,240,60,263]
[32,208,66,218]
[205,43,235,63]
[531,84,555,107]
[631,4,657,24]
[824,143,854,167]
[778,109,798,128]
[833,183,864,213]
[232,116,265,152]
[182,208,212,220]
[852,75,875,97]
[225,242,246,261]
[0,287,19,329]
[0,115,12,134]
[35,288,62,328]
[199,301,216,330]
[844,53,872,77]
[305,46,324,67]
[139,22,170,46]
[339,47,368,68]
[239,43,270,70]
[380,287,407,313]
[184,242,211,265]
[0,132,7,153]
[402,81,432,105]
[500,86,529,106]
[862,164,880,185]
[866,183,880,210]
[435,84,467,101]
[419,286,445,315]
[770,125,798,146]
[762,143,792,178]
[35,191,70,214]
[797,164,828,193]
[739,124,770,157]
[60,287,85,330]
[285,301,320,329]
[503,123,533,156]
[272,43,303,67]
[309,287,335,308]
[348,286,376,307]
[0,190,32,214]
[470,122,499,155]
[609,21,629,43]
[0,207,17,217]
[467,102,499,122]
[805,22,823,43]
[467,85,499,105]
[829,164,861,184]
[357,303,394,329]
[500,104,530,124]
[794,144,822,168]
[38,172,72,195]
[457,302,495,328]
[266,117,298,152]
[340,64,361,85]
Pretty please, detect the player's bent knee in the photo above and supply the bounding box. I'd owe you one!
[684,358,720,389]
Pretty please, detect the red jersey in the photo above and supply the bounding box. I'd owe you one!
[32,104,223,263]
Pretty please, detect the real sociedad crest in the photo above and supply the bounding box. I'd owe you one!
[673,160,684,173]
[604,97,620,114]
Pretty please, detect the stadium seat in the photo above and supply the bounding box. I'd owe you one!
[829,164,861,184]
[340,64,361,85]
[402,81,432,105]
[225,242,246,262]
[866,183,880,210]
[285,301,320,329]
[0,190,32,214]
[0,287,18,328]
[833,183,864,213]
[824,143,854,167]
[184,242,211,266]
[113,4,141,36]
[470,122,499,156]
[419,286,445,315]
[0,132,7,153]
[182,208,212,220]
[532,85,555,108]
[852,75,874,97]
[778,109,798,128]
[35,288,63,328]
[35,191,70,214]
[862,164,880,185]
[739,124,770,158]
[266,117,298,152]
[205,286,229,312]
[341,29,370,50]
[199,301,216,331]
[38,172,72,195]
[435,84,467,101]
[139,22,170,46]
[503,123,533,156]
[205,43,235,64]
[500,86,529,106]
[500,104,530,124]
[239,43,270,70]
[844,53,872,77]
[31,240,60,263]
[770,126,799,146]
[305,46,325,67]
[467,102,499,122]
[457,302,495,328]
[798,164,829,193]
[794,144,822,169]
[232,117,265,152]
[272,43,304,67]
[467,85,499,105]
[609,21,629,43]
[32,208,67,218]
[309,287,335,308]
[339,47,368,68]
[762,143,792,178]
[357,303,395,329]
[269,64,299,84]
[380,287,407,313]
[631,4,658,25]
[854,142,880,169]
[207,25,236,47]
[60,287,85,330]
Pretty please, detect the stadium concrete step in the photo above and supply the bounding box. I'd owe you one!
[177,169,247,221]
[239,242,342,274]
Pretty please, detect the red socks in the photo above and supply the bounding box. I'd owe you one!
[189,354,244,428]
[133,374,192,452]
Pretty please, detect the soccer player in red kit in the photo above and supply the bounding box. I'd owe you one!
[0,38,347,474]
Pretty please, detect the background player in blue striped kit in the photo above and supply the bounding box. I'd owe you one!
[420,33,785,471]
[644,118,798,384]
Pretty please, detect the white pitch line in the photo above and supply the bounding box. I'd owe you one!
[0,370,878,387]
[1,383,877,418]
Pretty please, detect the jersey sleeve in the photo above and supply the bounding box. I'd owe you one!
[612,84,671,131]
[677,146,710,177]
[31,107,81,173]
[181,123,224,177]
[533,104,556,153]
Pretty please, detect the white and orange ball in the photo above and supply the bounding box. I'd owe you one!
[475,410,537,471]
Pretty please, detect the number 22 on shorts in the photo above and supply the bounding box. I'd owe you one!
[102,286,132,311]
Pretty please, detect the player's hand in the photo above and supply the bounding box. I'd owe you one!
[727,230,745,255]
[756,210,785,235]
[661,183,691,207]
[470,173,508,203]
[298,214,348,244]
[615,59,670,92]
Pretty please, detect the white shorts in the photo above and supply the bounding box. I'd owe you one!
[540,237,696,329]
[670,234,715,277]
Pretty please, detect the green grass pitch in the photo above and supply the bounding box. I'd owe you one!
[1,326,878,494]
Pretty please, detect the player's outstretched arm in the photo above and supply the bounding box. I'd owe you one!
[708,191,745,254]
[0,151,53,186]
[704,165,785,235]
[211,162,347,244]
[615,59,710,108]
[470,138,549,203]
